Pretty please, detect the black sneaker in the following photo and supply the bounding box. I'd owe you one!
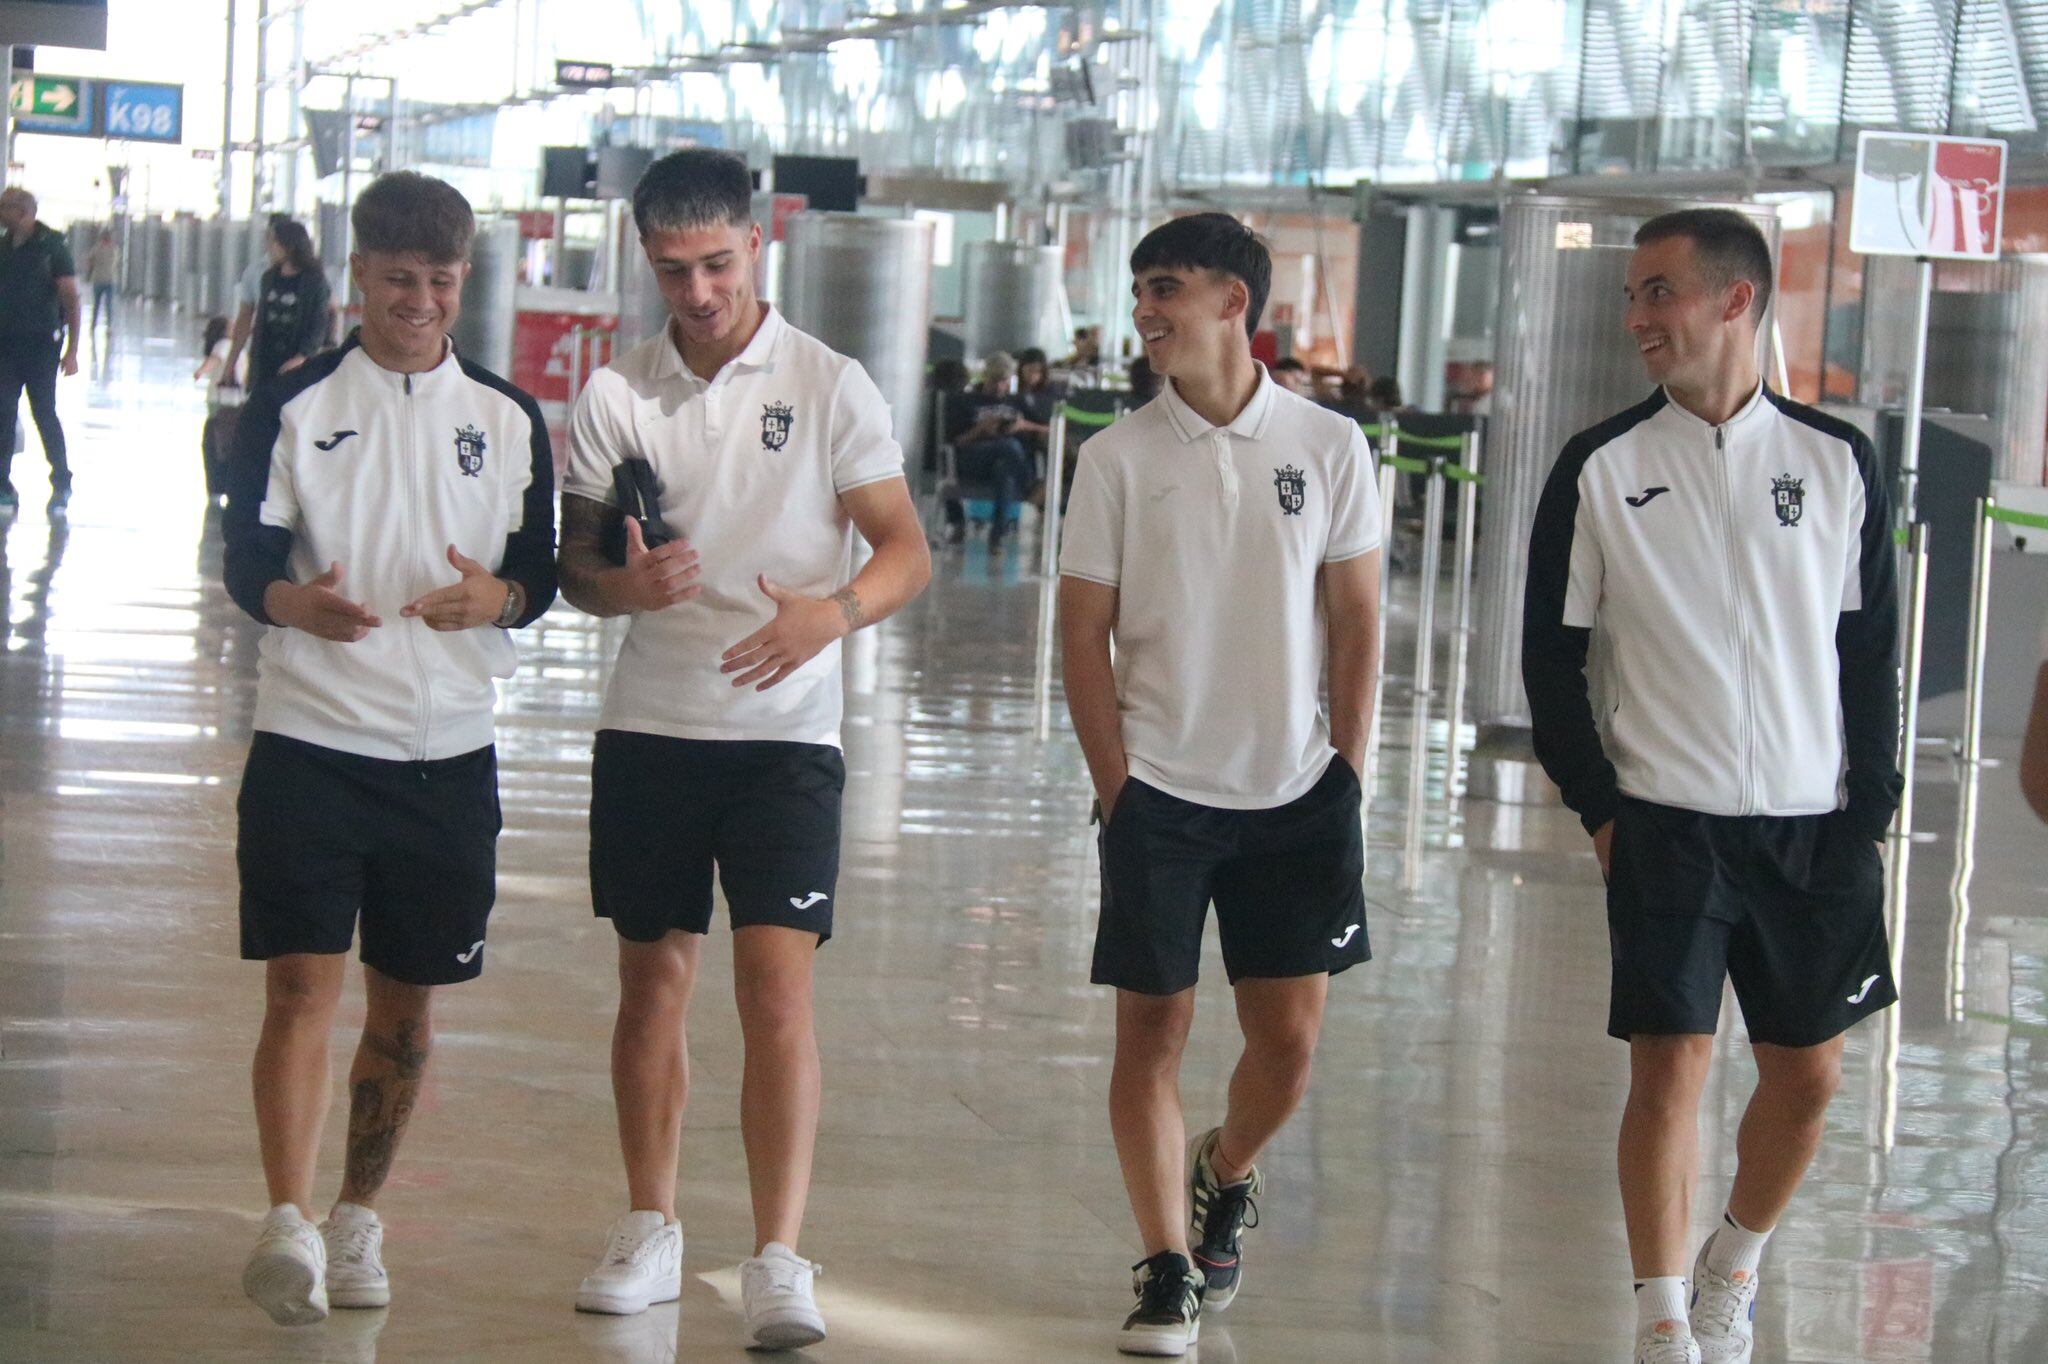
[47,477,71,512]
[1117,1250,1202,1357]
[1187,1127,1263,1310]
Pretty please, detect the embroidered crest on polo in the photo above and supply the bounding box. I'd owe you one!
[761,401,793,451]
[1771,472,1804,527]
[1273,465,1306,515]
[454,424,486,477]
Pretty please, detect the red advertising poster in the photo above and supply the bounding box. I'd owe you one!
[513,310,618,456]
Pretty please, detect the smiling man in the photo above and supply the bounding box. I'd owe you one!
[223,171,557,1326]
[1523,209,1901,1364]
[1059,213,1382,1356]
[557,149,930,1349]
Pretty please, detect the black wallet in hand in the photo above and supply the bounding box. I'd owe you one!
[601,458,679,564]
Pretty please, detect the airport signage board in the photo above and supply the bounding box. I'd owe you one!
[1850,131,2006,261]
[9,73,91,134]
[102,80,182,143]
[555,60,615,89]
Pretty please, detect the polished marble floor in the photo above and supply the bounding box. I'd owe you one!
[1,305,2044,1363]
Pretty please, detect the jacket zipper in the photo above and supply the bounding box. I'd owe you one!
[403,370,434,760]
[1712,423,1756,813]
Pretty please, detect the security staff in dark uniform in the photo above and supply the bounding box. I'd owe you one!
[0,186,81,513]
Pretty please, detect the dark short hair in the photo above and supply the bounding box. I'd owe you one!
[1272,356,1306,373]
[1017,346,1048,368]
[1130,212,1272,339]
[352,172,475,264]
[1368,376,1403,407]
[634,149,752,236]
[1634,208,1774,319]
[929,357,970,390]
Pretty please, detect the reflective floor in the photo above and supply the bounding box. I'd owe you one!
[1,306,2044,1363]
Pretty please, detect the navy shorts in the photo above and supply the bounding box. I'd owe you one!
[237,732,501,986]
[1092,756,1370,995]
[1605,797,1895,1047]
[589,731,845,943]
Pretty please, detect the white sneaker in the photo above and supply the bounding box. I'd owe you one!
[576,1210,683,1315]
[321,1202,391,1309]
[243,1204,329,1326]
[1636,1318,1703,1364]
[740,1242,826,1350]
[1690,1236,1759,1364]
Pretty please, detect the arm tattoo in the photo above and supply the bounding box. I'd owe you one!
[831,587,866,633]
[557,493,624,616]
[339,1018,431,1205]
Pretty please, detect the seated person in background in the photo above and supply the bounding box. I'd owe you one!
[1062,325,1102,370]
[1270,356,1315,397]
[926,356,971,474]
[1367,375,1410,417]
[1015,347,1065,508]
[942,351,1037,551]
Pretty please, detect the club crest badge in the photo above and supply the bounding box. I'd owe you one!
[761,401,793,451]
[1273,464,1307,515]
[1771,472,1804,527]
[454,424,486,478]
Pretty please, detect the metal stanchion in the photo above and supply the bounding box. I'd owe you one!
[567,325,586,411]
[1890,522,1932,851]
[1399,689,1430,893]
[1033,407,1073,742]
[1882,520,1930,1041]
[1412,456,1446,702]
[1363,416,1400,805]
[1443,428,1483,798]
[1959,496,1995,767]
[1039,409,1069,581]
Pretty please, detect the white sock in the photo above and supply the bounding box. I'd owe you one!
[327,1200,376,1224]
[1705,1209,1771,1280]
[1635,1276,1690,1336]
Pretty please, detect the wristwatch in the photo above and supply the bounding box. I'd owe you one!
[492,581,521,629]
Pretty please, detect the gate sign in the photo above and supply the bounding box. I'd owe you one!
[102,81,183,144]
[1850,131,2006,261]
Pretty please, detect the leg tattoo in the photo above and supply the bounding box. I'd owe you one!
[339,1019,431,1205]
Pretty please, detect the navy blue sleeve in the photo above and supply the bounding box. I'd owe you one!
[501,394,558,627]
[459,356,557,628]
[1522,434,1621,835]
[1837,429,1903,840]
[223,351,344,624]
[222,381,294,625]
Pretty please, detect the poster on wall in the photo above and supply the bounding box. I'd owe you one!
[1850,131,2007,260]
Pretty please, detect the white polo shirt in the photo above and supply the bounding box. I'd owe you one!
[564,305,904,747]
[1059,371,1382,809]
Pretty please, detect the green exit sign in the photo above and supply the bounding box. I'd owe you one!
[9,74,87,125]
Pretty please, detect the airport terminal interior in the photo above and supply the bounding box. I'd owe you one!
[3,1,2048,1361]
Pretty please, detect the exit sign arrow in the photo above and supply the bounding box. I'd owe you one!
[10,75,86,120]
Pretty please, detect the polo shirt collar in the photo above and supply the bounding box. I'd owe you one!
[655,302,787,388]
[1159,368,1277,444]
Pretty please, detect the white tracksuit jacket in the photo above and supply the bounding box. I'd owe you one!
[223,335,557,761]
[1522,384,1902,841]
